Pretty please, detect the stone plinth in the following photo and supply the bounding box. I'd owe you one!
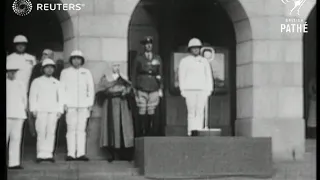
[134,137,273,179]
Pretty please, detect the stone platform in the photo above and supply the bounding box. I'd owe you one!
[134,136,273,179]
[7,140,315,180]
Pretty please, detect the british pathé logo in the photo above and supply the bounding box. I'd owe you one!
[281,0,307,16]
[12,0,33,16]
[280,0,308,33]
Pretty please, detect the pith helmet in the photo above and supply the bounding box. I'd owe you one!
[13,35,28,44]
[6,57,21,71]
[140,36,153,45]
[69,50,85,65]
[42,58,56,68]
[188,38,202,48]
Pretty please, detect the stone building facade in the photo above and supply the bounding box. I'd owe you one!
[5,0,317,161]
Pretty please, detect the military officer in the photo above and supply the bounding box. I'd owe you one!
[6,57,27,170]
[29,58,64,163]
[7,35,36,94]
[60,50,95,161]
[179,38,213,136]
[131,36,163,136]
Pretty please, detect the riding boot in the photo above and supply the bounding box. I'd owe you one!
[140,114,147,137]
[146,115,154,136]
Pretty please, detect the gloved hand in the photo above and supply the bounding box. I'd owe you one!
[206,91,212,97]
[159,89,163,97]
[181,91,186,98]
[57,113,62,119]
[32,111,37,118]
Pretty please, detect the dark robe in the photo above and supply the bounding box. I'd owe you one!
[96,74,134,149]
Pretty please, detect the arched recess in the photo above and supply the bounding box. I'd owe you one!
[303,5,317,139]
[5,0,74,155]
[127,0,252,136]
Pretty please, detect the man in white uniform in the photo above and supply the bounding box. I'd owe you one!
[178,38,213,136]
[60,50,95,161]
[7,35,36,94]
[29,58,64,163]
[6,57,27,170]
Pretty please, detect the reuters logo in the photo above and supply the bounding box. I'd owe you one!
[12,0,33,16]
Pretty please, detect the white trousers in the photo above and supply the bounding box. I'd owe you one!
[35,112,59,158]
[183,91,208,136]
[66,108,89,158]
[7,118,24,167]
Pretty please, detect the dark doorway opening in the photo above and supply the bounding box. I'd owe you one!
[303,7,317,139]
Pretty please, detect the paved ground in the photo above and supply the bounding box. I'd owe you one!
[8,140,316,180]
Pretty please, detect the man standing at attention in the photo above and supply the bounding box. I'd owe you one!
[6,57,27,170]
[29,58,64,163]
[60,50,95,161]
[7,35,36,94]
[131,36,163,137]
[178,38,213,136]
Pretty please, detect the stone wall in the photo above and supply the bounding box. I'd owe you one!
[57,0,316,160]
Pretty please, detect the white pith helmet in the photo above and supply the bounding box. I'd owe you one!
[13,35,28,43]
[188,38,202,48]
[70,50,84,58]
[42,58,56,68]
[69,50,85,65]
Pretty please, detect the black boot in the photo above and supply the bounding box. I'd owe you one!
[146,115,154,136]
[140,115,147,137]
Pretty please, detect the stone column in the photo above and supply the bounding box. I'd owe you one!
[231,0,316,161]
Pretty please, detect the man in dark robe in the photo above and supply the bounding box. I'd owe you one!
[96,63,134,162]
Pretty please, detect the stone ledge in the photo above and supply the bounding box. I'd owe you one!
[134,136,273,179]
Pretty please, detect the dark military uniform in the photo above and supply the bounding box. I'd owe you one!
[131,37,163,136]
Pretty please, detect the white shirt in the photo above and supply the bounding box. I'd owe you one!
[6,79,27,119]
[7,52,36,93]
[60,67,95,108]
[29,76,64,113]
[178,55,213,92]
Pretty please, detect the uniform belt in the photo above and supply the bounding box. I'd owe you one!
[139,72,157,76]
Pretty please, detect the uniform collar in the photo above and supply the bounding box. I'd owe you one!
[70,66,83,71]
[41,75,54,79]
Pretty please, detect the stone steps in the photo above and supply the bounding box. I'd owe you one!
[8,161,140,180]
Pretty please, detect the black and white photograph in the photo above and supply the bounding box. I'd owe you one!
[5,0,317,179]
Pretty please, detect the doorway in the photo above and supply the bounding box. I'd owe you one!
[303,7,317,139]
[128,0,237,136]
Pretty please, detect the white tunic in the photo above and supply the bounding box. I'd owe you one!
[7,52,36,92]
[29,76,64,113]
[6,79,27,119]
[178,55,213,92]
[60,67,95,108]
